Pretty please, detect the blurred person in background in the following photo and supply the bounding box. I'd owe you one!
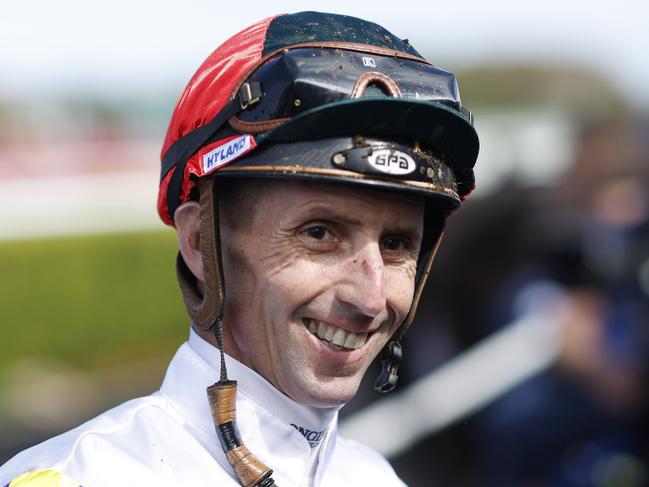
[0,11,480,487]
[472,120,649,487]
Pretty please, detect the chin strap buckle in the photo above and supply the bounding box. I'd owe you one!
[373,340,402,393]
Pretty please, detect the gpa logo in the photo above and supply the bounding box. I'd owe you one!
[290,424,326,448]
[202,135,254,174]
[367,149,416,175]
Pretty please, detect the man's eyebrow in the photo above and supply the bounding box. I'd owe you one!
[295,204,422,236]
[296,204,364,226]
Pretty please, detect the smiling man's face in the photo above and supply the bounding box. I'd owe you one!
[218,179,424,407]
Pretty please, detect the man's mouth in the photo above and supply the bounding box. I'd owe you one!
[303,318,369,351]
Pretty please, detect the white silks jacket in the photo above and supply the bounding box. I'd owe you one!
[0,329,406,487]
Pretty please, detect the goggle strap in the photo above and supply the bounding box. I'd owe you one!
[162,97,242,220]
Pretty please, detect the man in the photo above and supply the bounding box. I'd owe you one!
[1,11,478,487]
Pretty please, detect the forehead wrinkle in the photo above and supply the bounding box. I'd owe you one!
[292,182,423,207]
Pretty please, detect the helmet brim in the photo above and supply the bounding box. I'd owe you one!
[218,136,463,210]
[258,97,479,175]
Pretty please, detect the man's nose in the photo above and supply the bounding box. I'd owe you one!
[337,242,387,318]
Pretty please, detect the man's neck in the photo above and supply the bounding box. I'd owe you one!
[188,326,340,442]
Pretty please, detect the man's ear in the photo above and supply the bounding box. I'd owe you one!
[174,201,205,283]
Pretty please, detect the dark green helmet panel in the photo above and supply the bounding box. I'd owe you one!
[262,11,422,57]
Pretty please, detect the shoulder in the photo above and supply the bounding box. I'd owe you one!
[0,393,185,487]
[328,435,406,486]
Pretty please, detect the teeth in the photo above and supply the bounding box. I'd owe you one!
[324,326,335,342]
[356,333,368,348]
[317,321,327,340]
[331,329,346,347]
[343,333,357,349]
[305,319,368,350]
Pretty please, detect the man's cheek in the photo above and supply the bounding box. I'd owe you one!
[387,273,417,310]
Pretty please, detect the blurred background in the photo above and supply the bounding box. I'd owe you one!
[1,1,647,485]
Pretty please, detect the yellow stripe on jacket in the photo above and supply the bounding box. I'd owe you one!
[8,469,80,487]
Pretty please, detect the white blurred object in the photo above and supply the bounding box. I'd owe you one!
[0,170,163,240]
[473,109,575,195]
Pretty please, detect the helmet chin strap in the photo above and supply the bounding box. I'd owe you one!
[176,177,276,487]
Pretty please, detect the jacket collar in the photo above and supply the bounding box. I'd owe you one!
[159,328,340,485]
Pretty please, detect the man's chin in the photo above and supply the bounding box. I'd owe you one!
[284,378,362,408]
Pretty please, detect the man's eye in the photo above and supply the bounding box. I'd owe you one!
[382,237,409,252]
[304,225,329,240]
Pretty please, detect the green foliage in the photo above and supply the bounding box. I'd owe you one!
[0,231,188,372]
